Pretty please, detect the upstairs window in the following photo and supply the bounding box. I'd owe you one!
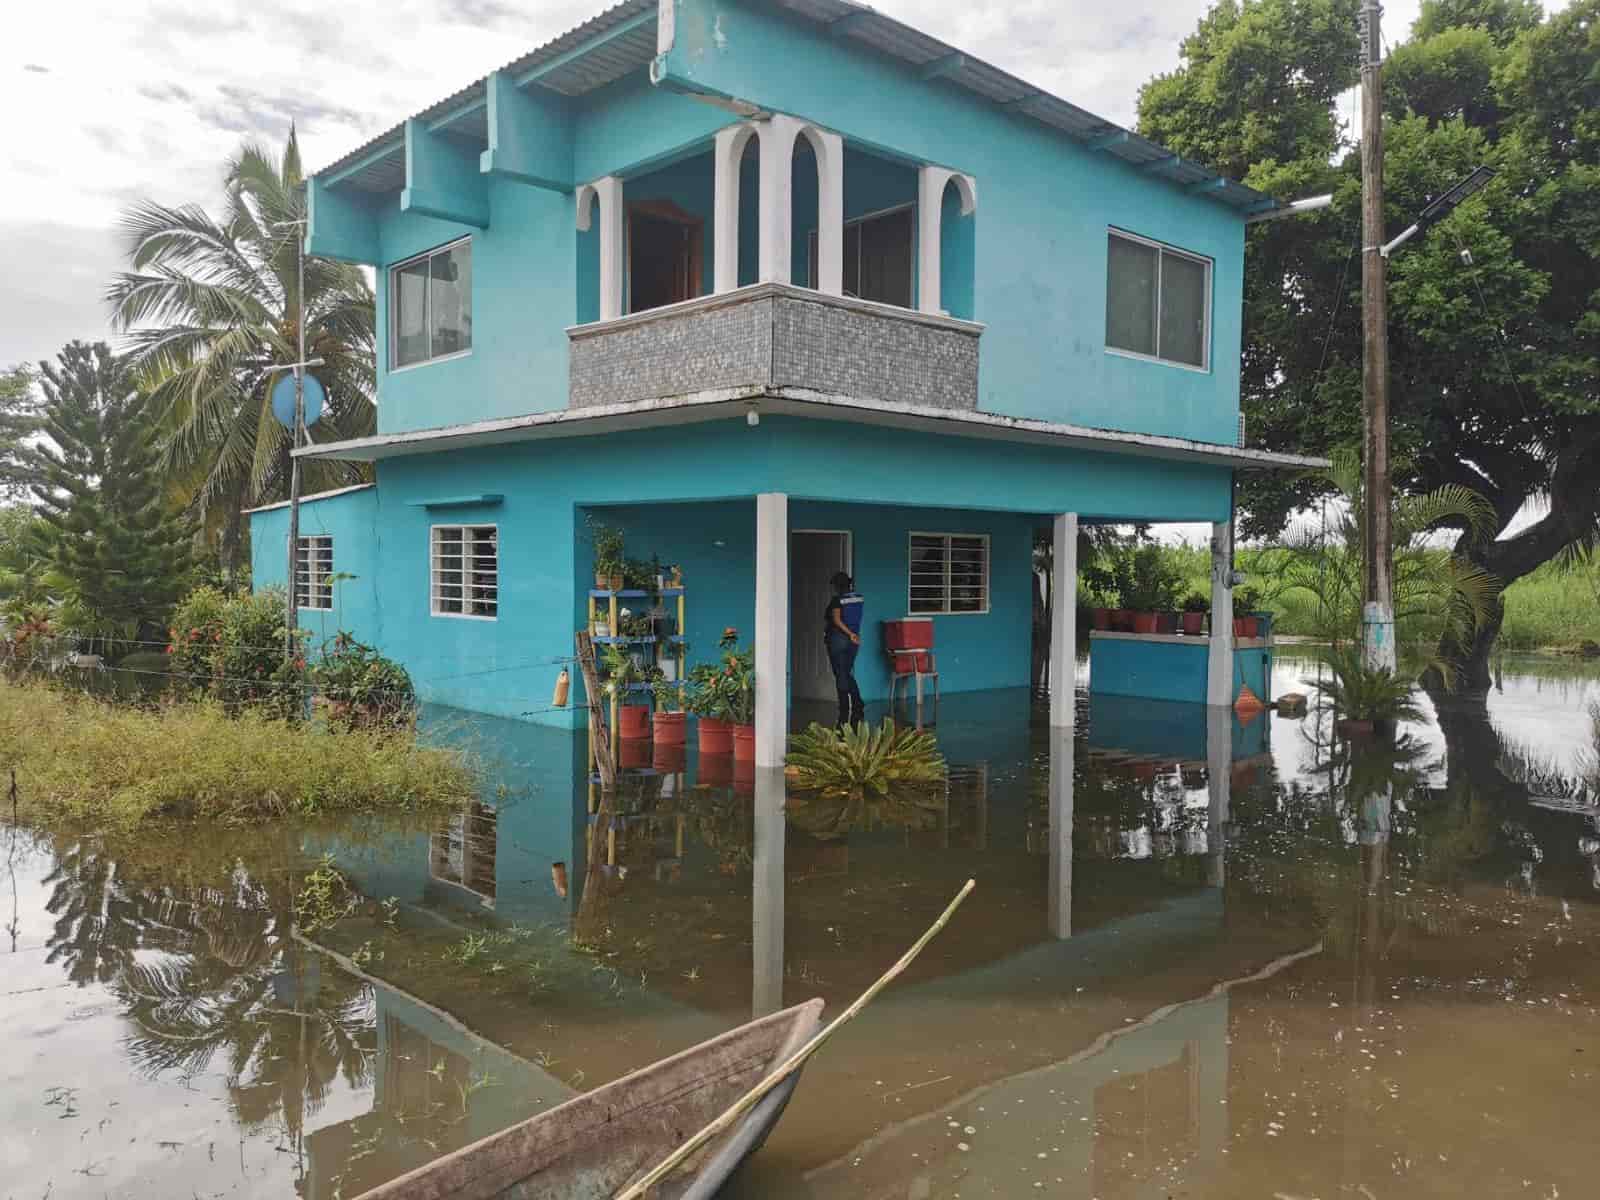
[908,532,989,615]
[431,524,498,619]
[810,206,914,308]
[1105,230,1210,370]
[295,535,333,610]
[392,239,472,369]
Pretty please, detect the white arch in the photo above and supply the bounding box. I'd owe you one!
[713,116,844,294]
[576,175,623,320]
[917,165,978,315]
[712,124,759,293]
[794,122,844,296]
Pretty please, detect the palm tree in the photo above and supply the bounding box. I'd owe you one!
[107,128,375,577]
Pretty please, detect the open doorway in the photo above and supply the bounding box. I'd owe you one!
[791,530,853,701]
[628,200,702,313]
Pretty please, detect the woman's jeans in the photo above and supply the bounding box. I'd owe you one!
[826,633,864,728]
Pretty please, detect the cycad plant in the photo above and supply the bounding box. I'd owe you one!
[107,128,375,576]
[1251,447,1499,682]
[786,719,947,799]
[1305,643,1427,727]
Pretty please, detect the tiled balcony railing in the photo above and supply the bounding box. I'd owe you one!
[566,282,982,411]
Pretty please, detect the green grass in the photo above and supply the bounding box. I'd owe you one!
[0,678,479,830]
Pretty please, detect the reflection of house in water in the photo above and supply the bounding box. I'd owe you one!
[430,802,498,909]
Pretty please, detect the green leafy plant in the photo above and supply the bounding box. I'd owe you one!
[295,854,356,934]
[1183,592,1210,613]
[651,675,683,714]
[786,719,947,799]
[1233,585,1264,614]
[685,629,752,723]
[310,633,417,731]
[587,518,625,579]
[169,585,307,717]
[1305,643,1427,726]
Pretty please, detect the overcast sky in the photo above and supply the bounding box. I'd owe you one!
[0,0,1438,371]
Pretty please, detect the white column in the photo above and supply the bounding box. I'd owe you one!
[1050,512,1078,729]
[712,125,752,294]
[755,492,789,768]
[1047,732,1074,939]
[917,166,947,314]
[751,765,786,1016]
[1205,703,1231,888]
[577,176,625,321]
[757,116,798,284]
[813,128,844,296]
[1207,520,1235,708]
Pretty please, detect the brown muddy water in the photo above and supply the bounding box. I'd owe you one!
[5,648,1600,1199]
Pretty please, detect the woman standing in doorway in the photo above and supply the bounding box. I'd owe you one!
[824,571,865,729]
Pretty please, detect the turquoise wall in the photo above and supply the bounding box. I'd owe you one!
[252,415,1232,725]
[1086,636,1271,706]
[333,6,1246,443]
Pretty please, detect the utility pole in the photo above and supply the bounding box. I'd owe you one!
[1358,0,1396,672]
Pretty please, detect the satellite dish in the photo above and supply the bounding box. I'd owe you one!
[270,373,326,429]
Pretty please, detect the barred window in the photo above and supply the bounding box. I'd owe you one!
[908,532,989,615]
[431,525,498,619]
[295,535,333,610]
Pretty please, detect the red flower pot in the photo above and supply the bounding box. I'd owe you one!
[652,739,686,773]
[653,710,686,746]
[699,752,733,786]
[697,716,733,754]
[1155,611,1179,635]
[1181,612,1205,635]
[1132,612,1158,635]
[1112,608,1134,631]
[1091,607,1112,631]
[732,723,756,763]
[1234,616,1260,639]
[618,737,650,769]
[618,703,651,740]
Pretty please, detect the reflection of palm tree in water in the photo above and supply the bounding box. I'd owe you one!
[41,838,375,1146]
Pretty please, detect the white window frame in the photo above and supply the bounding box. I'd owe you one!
[389,236,473,373]
[1104,228,1213,373]
[430,523,498,621]
[295,534,334,611]
[907,531,990,616]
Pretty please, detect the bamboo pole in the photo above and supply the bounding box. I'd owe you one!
[615,878,977,1200]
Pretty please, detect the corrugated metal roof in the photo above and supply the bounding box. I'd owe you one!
[315,0,1277,214]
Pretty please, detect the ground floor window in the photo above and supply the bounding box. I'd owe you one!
[908,532,989,614]
[431,524,498,619]
[295,535,333,610]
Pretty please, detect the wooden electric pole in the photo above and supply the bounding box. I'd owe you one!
[1358,0,1396,672]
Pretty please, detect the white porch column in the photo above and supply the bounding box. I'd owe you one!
[712,125,754,294]
[751,765,786,1015]
[1207,520,1235,707]
[576,175,624,320]
[1050,512,1079,729]
[1205,703,1231,888]
[755,492,789,768]
[757,116,799,284]
[813,128,844,296]
[916,165,977,315]
[1047,732,1075,939]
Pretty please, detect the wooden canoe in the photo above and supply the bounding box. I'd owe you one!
[356,998,825,1200]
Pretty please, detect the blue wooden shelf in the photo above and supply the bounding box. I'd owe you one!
[594,635,657,644]
[589,587,685,599]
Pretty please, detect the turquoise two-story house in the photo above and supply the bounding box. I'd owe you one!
[249,0,1321,765]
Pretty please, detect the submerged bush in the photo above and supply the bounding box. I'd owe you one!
[310,633,417,731]
[0,679,476,828]
[786,719,947,799]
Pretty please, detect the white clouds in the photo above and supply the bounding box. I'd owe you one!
[0,0,1428,367]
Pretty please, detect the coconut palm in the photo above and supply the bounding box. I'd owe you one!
[107,128,375,577]
[1250,447,1500,682]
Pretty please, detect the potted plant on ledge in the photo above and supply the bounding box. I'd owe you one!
[602,642,652,740]
[1232,587,1263,639]
[1181,593,1210,635]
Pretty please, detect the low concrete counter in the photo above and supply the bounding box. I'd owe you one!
[1088,630,1272,707]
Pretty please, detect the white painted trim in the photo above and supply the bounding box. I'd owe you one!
[389,347,472,375]
[1207,520,1234,706]
[806,126,844,297]
[754,493,789,768]
[1105,227,1212,372]
[655,0,674,56]
[1090,630,1270,649]
[918,166,978,315]
[243,482,374,515]
[906,530,990,616]
[1049,513,1077,730]
[388,236,474,372]
[430,522,500,621]
[757,116,796,284]
[712,124,758,294]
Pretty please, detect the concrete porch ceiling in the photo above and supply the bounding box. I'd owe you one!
[293,389,1329,471]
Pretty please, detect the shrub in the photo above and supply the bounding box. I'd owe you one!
[786,719,947,799]
[685,629,753,723]
[1305,644,1426,725]
[310,633,418,731]
[169,586,306,717]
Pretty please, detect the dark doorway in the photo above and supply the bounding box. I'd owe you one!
[628,201,703,313]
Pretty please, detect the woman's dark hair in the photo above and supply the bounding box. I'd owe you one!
[830,571,853,592]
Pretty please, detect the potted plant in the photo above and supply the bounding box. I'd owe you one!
[1090,604,1113,631]
[1306,644,1424,738]
[687,658,734,754]
[669,563,684,588]
[1181,593,1210,636]
[602,642,652,740]
[1233,587,1263,638]
[591,614,611,638]
[1119,546,1184,635]
[590,519,625,591]
[652,675,686,746]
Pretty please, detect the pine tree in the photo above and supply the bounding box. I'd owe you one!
[0,363,42,501]
[30,342,193,651]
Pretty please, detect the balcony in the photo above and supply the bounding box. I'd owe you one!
[567,282,982,412]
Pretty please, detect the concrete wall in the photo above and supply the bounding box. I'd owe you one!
[1087,634,1272,706]
[252,415,1233,725]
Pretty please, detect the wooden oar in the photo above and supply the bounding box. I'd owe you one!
[615,878,977,1200]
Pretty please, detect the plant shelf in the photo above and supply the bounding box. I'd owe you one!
[588,588,685,599]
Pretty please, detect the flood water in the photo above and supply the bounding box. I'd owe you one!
[5,648,1600,1199]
